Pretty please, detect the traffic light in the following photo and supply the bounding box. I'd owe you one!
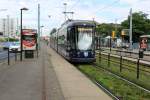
[112,31,115,39]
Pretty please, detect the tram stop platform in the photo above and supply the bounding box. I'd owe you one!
[0,43,112,100]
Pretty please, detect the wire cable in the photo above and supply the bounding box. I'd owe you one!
[94,0,120,13]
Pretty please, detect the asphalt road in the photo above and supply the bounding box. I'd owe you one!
[0,51,15,60]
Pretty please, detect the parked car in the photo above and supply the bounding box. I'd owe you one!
[2,42,11,50]
[9,42,20,51]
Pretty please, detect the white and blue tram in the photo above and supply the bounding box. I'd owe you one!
[50,20,96,63]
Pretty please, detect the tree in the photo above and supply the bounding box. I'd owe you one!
[96,23,114,37]
[121,12,150,42]
[50,28,57,35]
[96,23,121,37]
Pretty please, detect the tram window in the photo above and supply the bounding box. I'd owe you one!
[77,27,93,50]
[58,35,66,48]
[68,27,76,49]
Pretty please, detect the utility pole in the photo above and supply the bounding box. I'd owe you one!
[63,3,67,21]
[63,3,74,21]
[129,8,133,50]
[38,4,40,49]
[115,19,117,33]
[20,7,29,61]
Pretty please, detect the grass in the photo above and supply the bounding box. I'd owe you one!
[78,64,150,100]
[96,53,150,90]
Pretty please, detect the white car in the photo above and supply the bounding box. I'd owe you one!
[9,42,21,51]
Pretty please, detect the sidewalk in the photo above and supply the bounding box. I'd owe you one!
[47,46,112,100]
[0,44,65,100]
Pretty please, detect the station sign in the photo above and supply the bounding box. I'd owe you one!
[140,37,148,49]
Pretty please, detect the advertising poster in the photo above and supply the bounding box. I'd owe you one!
[140,37,148,50]
[22,29,37,50]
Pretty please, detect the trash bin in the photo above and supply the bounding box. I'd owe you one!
[139,49,144,58]
[25,50,34,58]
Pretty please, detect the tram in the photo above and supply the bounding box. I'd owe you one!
[50,20,96,63]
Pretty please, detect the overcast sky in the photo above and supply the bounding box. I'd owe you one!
[0,0,150,36]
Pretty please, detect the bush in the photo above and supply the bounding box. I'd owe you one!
[5,38,19,42]
[0,38,6,42]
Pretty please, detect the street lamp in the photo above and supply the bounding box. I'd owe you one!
[48,15,51,47]
[20,7,28,61]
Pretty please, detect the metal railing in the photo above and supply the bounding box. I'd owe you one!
[96,49,150,90]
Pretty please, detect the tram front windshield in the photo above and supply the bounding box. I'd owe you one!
[77,27,93,50]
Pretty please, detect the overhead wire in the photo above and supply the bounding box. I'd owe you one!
[94,0,120,13]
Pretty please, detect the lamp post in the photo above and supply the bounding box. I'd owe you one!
[129,8,133,50]
[48,15,51,47]
[20,7,28,61]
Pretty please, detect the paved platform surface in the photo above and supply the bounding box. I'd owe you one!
[0,43,65,100]
[47,46,112,100]
[0,43,112,100]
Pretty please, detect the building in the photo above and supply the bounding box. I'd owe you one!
[0,18,17,37]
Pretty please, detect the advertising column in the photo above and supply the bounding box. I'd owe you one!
[22,29,37,58]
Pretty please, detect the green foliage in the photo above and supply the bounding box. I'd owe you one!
[5,38,19,42]
[96,23,115,37]
[96,23,123,38]
[78,65,150,100]
[96,11,150,42]
[50,28,57,35]
[121,12,150,42]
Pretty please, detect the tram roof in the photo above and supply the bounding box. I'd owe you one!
[61,20,98,27]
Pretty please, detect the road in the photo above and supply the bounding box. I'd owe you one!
[0,51,15,60]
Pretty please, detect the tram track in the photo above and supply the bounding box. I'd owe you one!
[76,62,150,100]
[75,64,120,100]
[92,63,150,93]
